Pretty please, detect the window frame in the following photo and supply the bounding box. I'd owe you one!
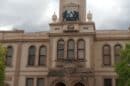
[67,39,75,60]
[27,46,36,66]
[114,44,122,64]
[37,78,45,86]
[26,78,34,86]
[38,45,47,66]
[77,39,85,60]
[57,39,65,60]
[102,44,111,66]
[104,78,112,86]
[6,46,13,67]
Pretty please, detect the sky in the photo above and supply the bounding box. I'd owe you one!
[0,0,129,32]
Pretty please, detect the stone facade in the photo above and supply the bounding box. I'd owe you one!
[2,0,130,86]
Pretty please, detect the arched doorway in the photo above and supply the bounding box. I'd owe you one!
[74,82,85,86]
[55,82,66,86]
[4,83,10,86]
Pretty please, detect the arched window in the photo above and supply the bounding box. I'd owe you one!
[74,82,85,86]
[77,39,85,60]
[57,39,64,60]
[39,46,46,66]
[67,39,75,59]
[114,44,122,64]
[103,44,111,66]
[6,46,13,67]
[28,46,36,66]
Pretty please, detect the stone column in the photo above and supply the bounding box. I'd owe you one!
[64,39,67,60]
[113,78,116,86]
[13,42,23,86]
[35,45,39,66]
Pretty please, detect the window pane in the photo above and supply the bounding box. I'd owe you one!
[115,45,121,55]
[68,50,74,59]
[104,79,112,86]
[6,46,13,66]
[39,56,46,65]
[57,50,64,59]
[103,56,111,66]
[28,56,35,66]
[40,47,46,55]
[29,46,36,55]
[103,45,111,66]
[115,45,122,64]
[6,57,12,66]
[57,40,64,59]
[7,47,13,56]
[77,40,85,60]
[67,40,75,59]
[58,41,64,49]
[28,46,36,66]
[37,78,44,86]
[78,50,85,59]
[78,40,85,49]
[26,78,34,86]
[115,56,121,64]
[104,46,110,55]
[68,40,75,49]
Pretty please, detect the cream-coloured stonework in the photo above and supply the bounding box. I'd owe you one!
[2,0,130,86]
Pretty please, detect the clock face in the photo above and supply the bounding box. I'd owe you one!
[63,10,79,21]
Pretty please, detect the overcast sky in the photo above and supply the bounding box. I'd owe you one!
[0,0,129,32]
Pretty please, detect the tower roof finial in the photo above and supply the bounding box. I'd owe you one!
[87,10,93,22]
[52,12,57,23]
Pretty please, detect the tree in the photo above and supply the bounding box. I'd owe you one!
[115,44,130,86]
[0,44,6,86]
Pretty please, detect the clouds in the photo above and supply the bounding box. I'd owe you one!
[0,0,51,31]
[0,0,129,32]
[88,0,130,29]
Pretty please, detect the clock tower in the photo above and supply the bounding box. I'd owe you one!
[50,0,95,33]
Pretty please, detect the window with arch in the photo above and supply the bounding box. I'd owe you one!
[57,39,64,60]
[103,44,111,66]
[28,46,36,66]
[114,44,122,64]
[39,46,47,66]
[77,39,85,60]
[67,39,75,59]
[6,46,13,67]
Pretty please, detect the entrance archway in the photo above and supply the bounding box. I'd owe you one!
[55,82,66,86]
[74,82,85,86]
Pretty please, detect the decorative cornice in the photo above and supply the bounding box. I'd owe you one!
[49,22,95,26]
[0,39,49,43]
[95,37,130,41]
[49,32,96,37]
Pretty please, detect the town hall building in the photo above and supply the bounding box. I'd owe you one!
[2,0,130,86]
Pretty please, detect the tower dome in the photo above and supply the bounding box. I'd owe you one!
[87,11,93,22]
[52,12,57,22]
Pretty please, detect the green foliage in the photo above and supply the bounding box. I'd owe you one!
[115,44,130,86]
[0,44,6,86]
